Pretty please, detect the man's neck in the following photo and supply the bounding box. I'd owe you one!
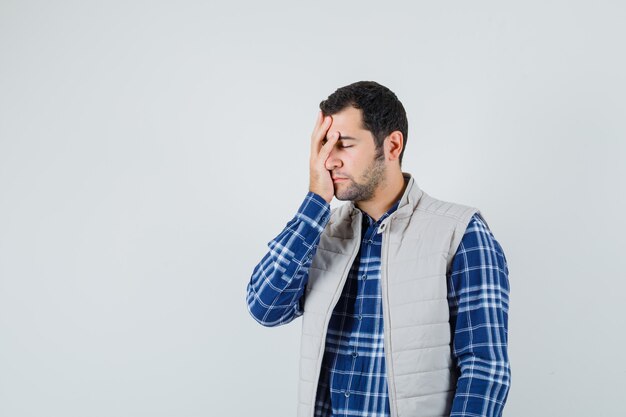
[355,170,407,222]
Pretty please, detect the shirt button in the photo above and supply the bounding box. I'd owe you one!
[357,314,362,321]
[352,351,358,358]
[344,391,350,397]
[361,274,367,281]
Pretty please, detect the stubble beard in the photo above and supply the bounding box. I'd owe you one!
[334,149,387,202]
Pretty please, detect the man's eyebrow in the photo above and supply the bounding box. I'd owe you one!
[338,135,359,141]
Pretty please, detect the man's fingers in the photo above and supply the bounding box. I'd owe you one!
[311,114,332,152]
[310,112,324,139]
[315,116,332,141]
[318,131,339,161]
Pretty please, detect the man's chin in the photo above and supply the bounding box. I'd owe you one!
[334,188,357,202]
[334,181,378,203]
[333,183,351,201]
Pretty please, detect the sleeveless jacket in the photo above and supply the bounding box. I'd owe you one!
[298,173,479,417]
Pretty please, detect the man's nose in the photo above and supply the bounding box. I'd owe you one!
[325,145,343,171]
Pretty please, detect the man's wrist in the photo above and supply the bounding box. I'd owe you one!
[296,192,331,232]
[308,186,333,204]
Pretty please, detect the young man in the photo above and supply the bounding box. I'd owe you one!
[246,81,511,417]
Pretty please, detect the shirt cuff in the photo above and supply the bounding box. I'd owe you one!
[295,192,331,233]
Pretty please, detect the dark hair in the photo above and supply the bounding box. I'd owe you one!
[319,81,408,164]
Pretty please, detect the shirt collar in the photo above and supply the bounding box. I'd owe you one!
[360,190,402,227]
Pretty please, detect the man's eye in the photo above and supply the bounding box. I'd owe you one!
[340,145,353,148]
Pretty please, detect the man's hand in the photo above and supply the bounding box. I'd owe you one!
[309,112,338,203]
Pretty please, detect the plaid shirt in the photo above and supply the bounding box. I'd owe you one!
[247,192,511,417]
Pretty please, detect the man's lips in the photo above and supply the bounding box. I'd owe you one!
[332,176,349,182]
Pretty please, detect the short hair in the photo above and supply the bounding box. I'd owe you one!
[319,81,408,164]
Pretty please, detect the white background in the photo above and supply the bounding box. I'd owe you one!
[1,1,624,416]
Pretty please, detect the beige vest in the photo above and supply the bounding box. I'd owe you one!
[298,173,478,417]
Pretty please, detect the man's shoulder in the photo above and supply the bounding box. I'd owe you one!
[414,191,479,224]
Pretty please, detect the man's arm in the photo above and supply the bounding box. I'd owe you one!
[246,111,339,327]
[246,193,330,326]
[448,213,511,417]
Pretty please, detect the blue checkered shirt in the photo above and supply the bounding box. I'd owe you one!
[247,192,511,417]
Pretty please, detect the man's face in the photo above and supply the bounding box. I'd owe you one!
[324,106,387,202]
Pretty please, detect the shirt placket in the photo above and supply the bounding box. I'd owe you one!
[342,215,379,403]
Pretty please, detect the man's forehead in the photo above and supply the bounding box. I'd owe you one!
[327,107,369,138]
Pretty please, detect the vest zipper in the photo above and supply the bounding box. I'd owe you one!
[309,214,362,417]
[381,217,399,417]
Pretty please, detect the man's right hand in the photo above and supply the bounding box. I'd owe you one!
[309,112,339,203]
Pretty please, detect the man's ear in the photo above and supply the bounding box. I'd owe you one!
[385,131,404,162]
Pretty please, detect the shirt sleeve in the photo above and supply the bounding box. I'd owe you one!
[448,213,511,417]
[246,192,331,327]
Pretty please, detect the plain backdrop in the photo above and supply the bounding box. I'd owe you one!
[1,1,625,416]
